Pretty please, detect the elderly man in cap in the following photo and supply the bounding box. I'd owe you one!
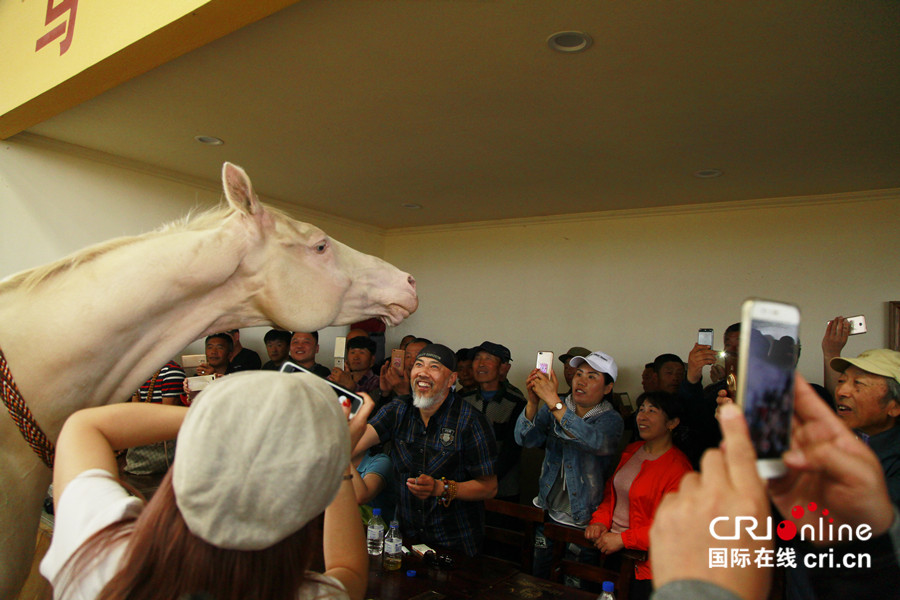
[516,350,624,579]
[460,342,527,503]
[354,343,498,557]
[826,347,900,505]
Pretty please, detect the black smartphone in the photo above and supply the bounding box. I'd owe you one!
[279,360,363,418]
[735,298,800,479]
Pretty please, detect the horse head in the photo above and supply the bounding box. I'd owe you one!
[220,163,418,332]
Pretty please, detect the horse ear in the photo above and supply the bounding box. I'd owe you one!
[222,162,263,216]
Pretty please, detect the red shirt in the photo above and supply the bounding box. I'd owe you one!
[589,441,693,580]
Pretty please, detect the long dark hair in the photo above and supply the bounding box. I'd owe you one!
[60,470,318,600]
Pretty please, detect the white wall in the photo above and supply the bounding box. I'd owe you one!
[2,136,899,398]
[382,192,900,399]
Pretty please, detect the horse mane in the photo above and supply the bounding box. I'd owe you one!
[0,203,239,293]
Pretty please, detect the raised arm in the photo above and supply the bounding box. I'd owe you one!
[53,403,188,510]
[821,316,849,395]
[322,393,375,600]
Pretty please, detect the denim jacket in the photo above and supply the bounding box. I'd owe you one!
[515,397,623,525]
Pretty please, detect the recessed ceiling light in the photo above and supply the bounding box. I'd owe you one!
[402,203,422,210]
[694,169,723,179]
[547,31,592,53]
[194,135,224,146]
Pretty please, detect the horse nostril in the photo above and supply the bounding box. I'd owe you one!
[408,275,416,289]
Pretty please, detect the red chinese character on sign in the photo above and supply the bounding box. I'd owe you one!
[35,0,78,56]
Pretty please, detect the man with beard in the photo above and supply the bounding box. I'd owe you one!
[354,344,498,556]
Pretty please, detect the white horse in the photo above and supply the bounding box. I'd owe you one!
[0,162,418,599]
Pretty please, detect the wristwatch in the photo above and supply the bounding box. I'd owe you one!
[552,401,564,412]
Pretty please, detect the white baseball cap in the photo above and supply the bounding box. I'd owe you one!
[569,351,618,382]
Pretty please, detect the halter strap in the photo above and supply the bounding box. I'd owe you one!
[0,345,55,468]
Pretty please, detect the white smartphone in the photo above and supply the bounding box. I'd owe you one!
[333,336,347,370]
[536,351,554,375]
[826,315,867,335]
[698,328,714,347]
[736,298,800,479]
[847,315,867,335]
[181,354,207,368]
[186,374,215,392]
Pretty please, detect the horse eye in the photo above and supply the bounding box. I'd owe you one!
[314,241,328,254]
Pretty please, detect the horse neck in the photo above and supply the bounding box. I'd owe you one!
[0,217,267,438]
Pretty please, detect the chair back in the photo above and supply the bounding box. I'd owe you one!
[541,521,634,599]
[482,498,546,573]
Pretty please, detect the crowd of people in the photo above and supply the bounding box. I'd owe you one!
[39,316,900,600]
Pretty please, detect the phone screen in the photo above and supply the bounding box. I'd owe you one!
[698,328,714,347]
[279,361,363,418]
[742,317,798,460]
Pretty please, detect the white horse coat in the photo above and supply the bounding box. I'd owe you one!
[0,163,417,599]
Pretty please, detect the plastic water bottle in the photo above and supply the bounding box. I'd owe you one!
[598,580,616,600]
[383,520,403,570]
[366,508,386,556]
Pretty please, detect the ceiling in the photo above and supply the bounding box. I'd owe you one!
[23,1,900,229]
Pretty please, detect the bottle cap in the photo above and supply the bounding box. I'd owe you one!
[406,570,417,577]
[372,508,381,516]
[602,581,614,592]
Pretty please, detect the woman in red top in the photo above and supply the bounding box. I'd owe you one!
[584,391,693,600]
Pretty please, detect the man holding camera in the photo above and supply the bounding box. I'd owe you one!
[328,335,381,398]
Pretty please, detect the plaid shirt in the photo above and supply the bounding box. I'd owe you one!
[369,392,497,556]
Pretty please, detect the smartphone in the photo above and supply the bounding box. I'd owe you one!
[698,328,714,347]
[181,354,207,368]
[186,374,215,392]
[333,336,347,370]
[826,315,867,335]
[735,298,800,479]
[391,348,405,373]
[279,360,363,418]
[536,351,554,375]
[847,315,867,335]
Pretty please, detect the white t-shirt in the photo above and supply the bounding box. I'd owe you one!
[40,469,349,600]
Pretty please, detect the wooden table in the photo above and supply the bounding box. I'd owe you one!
[365,553,598,600]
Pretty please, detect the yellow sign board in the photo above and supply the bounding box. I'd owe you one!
[0,0,299,139]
